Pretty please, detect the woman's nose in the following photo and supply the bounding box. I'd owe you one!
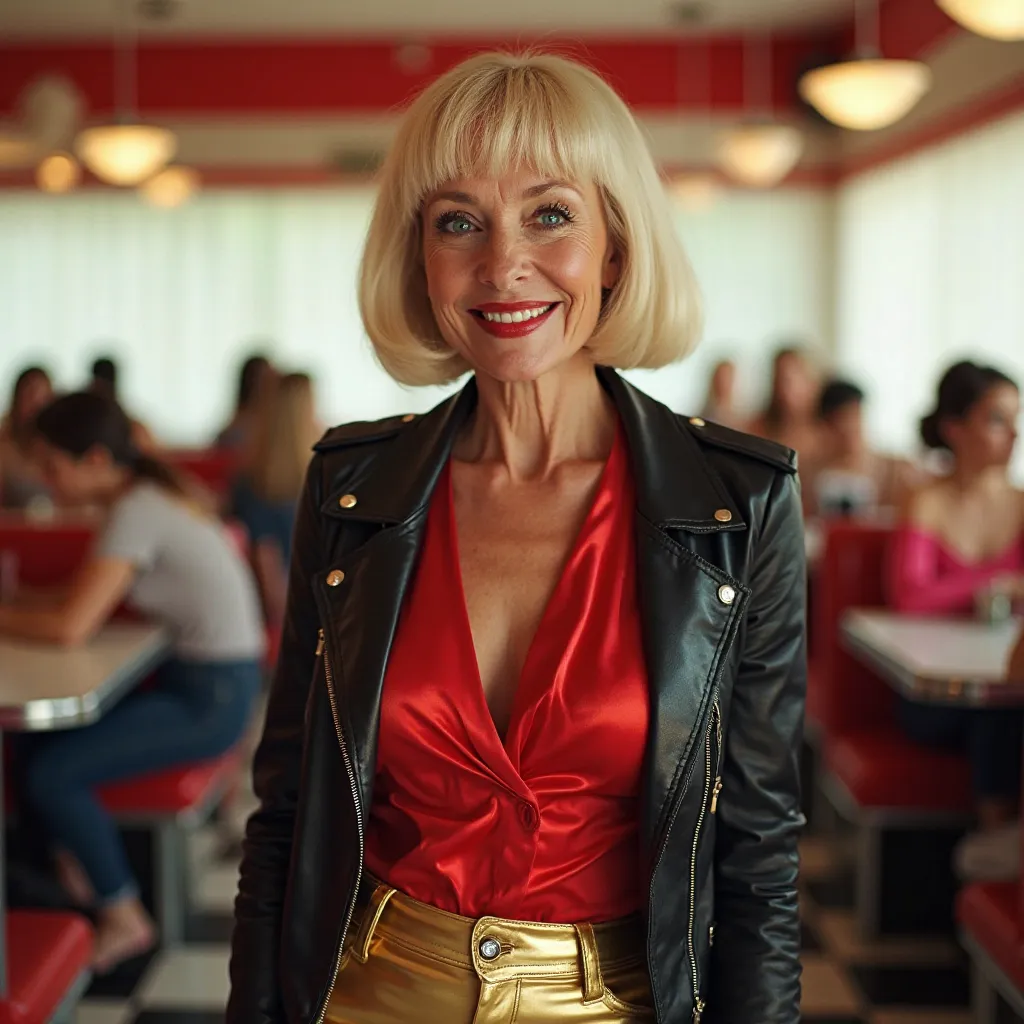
[478,231,529,291]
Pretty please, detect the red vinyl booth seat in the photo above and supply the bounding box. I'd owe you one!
[0,911,92,1024]
[166,449,240,497]
[826,727,973,813]
[0,523,94,587]
[815,521,971,814]
[958,881,1024,991]
[99,750,240,816]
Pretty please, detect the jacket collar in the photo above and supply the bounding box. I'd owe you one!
[324,366,745,533]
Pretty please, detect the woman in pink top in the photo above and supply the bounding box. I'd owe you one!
[888,360,1024,828]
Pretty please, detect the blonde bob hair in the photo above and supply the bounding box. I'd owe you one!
[359,51,702,387]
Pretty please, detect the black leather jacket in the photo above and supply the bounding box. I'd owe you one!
[228,367,806,1024]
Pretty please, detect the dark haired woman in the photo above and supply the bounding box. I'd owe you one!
[809,379,922,518]
[0,365,54,508]
[216,353,277,450]
[0,391,264,972]
[888,360,1023,836]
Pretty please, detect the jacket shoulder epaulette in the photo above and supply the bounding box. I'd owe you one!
[681,416,798,474]
[313,414,417,452]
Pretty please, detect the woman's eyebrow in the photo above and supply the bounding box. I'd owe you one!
[522,179,581,199]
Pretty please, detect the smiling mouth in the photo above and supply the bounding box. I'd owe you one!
[471,303,557,324]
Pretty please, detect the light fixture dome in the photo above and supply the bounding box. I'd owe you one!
[937,0,1024,40]
[140,165,199,207]
[800,57,932,130]
[670,172,722,212]
[75,124,176,186]
[717,123,804,188]
[36,152,81,193]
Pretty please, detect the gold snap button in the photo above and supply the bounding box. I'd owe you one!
[401,414,415,423]
[718,584,736,606]
[689,417,706,428]
[338,494,358,509]
[714,508,732,523]
[326,570,346,587]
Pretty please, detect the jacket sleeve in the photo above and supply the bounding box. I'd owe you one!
[710,470,806,1024]
[227,457,324,1023]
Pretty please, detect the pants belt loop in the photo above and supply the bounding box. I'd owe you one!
[574,923,605,1005]
[351,883,397,964]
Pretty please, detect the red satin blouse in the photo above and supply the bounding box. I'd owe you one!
[364,425,649,923]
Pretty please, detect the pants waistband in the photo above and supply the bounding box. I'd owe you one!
[350,876,645,998]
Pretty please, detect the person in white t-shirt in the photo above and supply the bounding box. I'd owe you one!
[0,391,264,974]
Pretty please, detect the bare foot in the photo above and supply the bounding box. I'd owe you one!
[54,849,96,907]
[92,898,158,974]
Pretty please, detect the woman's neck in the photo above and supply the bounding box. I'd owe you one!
[948,461,1009,496]
[456,356,616,481]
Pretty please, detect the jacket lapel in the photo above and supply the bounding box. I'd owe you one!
[315,384,476,806]
[598,370,750,855]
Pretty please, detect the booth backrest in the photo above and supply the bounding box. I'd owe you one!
[0,522,95,587]
[166,448,240,497]
[815,521,895,735]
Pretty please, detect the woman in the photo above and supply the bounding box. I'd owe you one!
[231,372,321,624]
[229,52,806,1024]
[810,379,921,519]
[747,346,822,464]
[216,353,277,450]
[0,392,264,972]
[888,361,1023,829]
[699,358,741,428]
[0,365,54,508]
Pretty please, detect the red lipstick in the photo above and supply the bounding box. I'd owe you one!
[470,301,559,339]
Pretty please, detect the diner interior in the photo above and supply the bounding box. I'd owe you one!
[1,0,1024,1021]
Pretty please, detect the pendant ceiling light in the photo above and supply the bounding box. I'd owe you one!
[36,152,81,194]
[718,34,804,188]
[74,1,176,186]
[140,165,200,207]
[937,0,1024,40]
[799,0,932,131]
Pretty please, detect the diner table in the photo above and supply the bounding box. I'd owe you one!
[0,622,171,995]
[841,609,1024,706]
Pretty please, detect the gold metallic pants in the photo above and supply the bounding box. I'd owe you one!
[325,879,655,1023]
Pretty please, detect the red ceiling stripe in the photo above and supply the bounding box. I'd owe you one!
[0,37,830,117]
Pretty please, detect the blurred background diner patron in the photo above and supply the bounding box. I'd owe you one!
[887,361,1023,841]
[216,353,277,451]
[0,365,54,509]
[230,372,320,625]
[747,345,823,464]
[810,378,920,519]
[0,391,264,973]
[89,355,158,454]
[699,357,741,428]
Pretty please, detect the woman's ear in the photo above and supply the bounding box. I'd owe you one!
[601,244,621,291]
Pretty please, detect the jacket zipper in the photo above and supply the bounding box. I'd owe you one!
[686,697,721,1024]
[314,627,365,1024]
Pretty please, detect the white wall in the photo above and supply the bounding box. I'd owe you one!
[835,109,1024,480]
[0,186,834,443]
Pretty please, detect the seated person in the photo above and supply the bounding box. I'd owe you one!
[887,360,1024,831]
[699,358,742,428]
[216,353,277,451]
[231,372,320,625]
[0,365,54,509]
[810,379,922,519]
[745,345,824,465]
[0,392,264,973]
[88,355,158,453]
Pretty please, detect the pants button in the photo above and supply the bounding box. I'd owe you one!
[479,937,501,961]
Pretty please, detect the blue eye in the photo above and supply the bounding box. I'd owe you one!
[436,211,475,234]
[535,203,574,228]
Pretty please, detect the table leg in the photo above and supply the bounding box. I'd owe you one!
[0,731,8,996]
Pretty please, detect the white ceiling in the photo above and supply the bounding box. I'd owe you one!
[1,0,855,39]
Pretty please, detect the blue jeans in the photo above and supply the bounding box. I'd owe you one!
[18,658,260,904]
[898,697,1024,802]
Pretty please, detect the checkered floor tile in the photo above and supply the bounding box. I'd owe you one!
[69,817,1012,1022]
